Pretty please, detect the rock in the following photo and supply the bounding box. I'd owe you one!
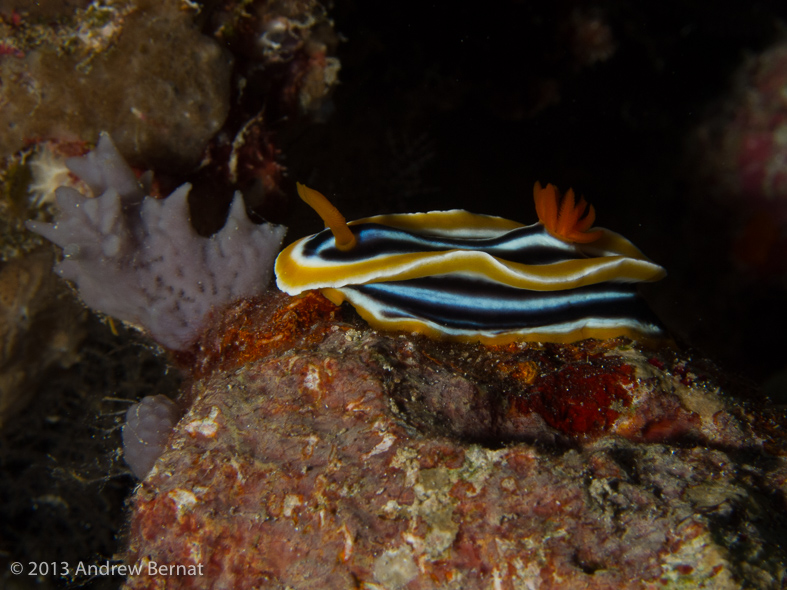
[123,292,787,589]
[0,0,231,170]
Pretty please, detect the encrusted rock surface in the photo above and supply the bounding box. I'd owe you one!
[0,0,231,169]
[123,293,787,589]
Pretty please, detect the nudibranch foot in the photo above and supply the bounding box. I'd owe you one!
[275,183,666,345]
[321,276,664,345]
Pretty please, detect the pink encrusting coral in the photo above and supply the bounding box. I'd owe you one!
[26,134,286,350]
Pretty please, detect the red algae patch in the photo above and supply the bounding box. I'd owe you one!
[185,291,343,378]
[513,359,634,435]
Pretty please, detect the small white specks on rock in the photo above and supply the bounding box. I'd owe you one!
[501,477,517,492]
[339,524,354,562]
[492,567,504,590]
[363,432,397,459]
[391,447,420,488]
[168,489,198,521]
[373,545,419,590]
[185,406,220,438]
[303,365,322,392]
[283,494,303,518]
[381,500,401,518]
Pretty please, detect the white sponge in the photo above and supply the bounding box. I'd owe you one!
[27,133,287,350]
[122,395,180,479]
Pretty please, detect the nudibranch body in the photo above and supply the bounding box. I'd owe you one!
[275,183,666,344]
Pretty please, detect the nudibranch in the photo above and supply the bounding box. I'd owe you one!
[274,182,666,344]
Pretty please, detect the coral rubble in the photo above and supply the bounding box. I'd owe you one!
[122,292,787,589]
[27,134,286,350]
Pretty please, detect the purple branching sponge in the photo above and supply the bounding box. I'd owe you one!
[26,133,286,350]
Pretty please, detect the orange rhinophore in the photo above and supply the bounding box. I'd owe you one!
[296,183,357,251]
[534,181,603,243]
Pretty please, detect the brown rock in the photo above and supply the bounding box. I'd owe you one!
[123,293,787,589]
[0,0,231,170]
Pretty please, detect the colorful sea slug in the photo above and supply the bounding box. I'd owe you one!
[275,182,666,344]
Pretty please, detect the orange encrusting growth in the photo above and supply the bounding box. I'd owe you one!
[296,182,357,251]
[534,182,603,243]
